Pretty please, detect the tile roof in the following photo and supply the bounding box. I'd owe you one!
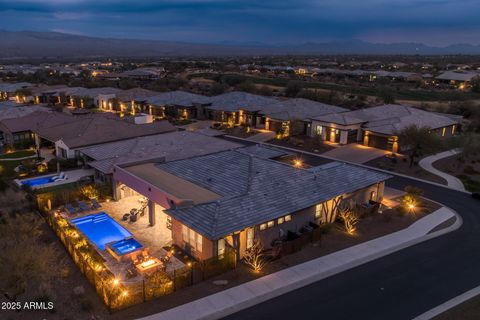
[436,71,480,82]
[264,98,348,121]
[208,91,278,112]
[0,110,75,133]
[146,90,211,106]
[313,104,461,134]
[35,114,176,148]
[154,150,391,239]
[80,131,242,174]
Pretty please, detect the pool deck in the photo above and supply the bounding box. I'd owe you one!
[64,195,184,282]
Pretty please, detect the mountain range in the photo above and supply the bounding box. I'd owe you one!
[1,30,480,59]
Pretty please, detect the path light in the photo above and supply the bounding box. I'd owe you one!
[113,278,119,286]
[122,290,128,297]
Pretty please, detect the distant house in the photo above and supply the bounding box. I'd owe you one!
[0,110,73,148]
[112,147,391,261]
[34,113,176,159]
[435,71,480,89]
[259,98,348,136]
[146,90,212,119]
[310,104,461,152]
[52,87,122,108]
[97,87,159,114]
[77,131,241,193]
[206,91,278,126]
[0,82,34,102]
[31,85,69,104]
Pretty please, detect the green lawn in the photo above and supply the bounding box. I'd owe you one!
[190,73,480,102]
[0,150,35,159]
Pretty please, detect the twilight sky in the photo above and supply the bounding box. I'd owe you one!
[0,0,479,46]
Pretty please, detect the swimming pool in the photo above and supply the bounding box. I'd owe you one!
[109,238,143,255]
[20,175,56,187]
[71,212,133,250]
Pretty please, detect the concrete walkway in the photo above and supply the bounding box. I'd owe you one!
[321,143,389,164]
[419,149,466,192]
[0,155,36,161]
[139,207,460,320]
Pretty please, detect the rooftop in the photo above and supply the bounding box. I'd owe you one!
[208,91,278,112]
[146,90,211,107]
[35,113,176,148]
[122,149,391,239]
[313,104,460,134]
[79,131,242,174]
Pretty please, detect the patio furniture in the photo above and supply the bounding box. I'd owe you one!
[122,213,130,221]
[91,199,102,209]
[65,203,77,214]
[78,201,90,212]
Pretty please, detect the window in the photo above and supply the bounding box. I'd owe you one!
[217,239,225,258]
[182,225,202,253]
[267,220,275,228]
[442,127,446,137]
[259,223,267,231]
[277,217,284,225]
[285,215,292,222]
[260,221,275,231]
[452,125,456,135]
[315,204,322,218]
[315,125,323,136]
[246,228,254,249]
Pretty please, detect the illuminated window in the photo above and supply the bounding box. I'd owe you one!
[452,125,456,135]
[285,215,292,222]
[315,204,322,218]
[316,125,323,136]
[267,220,275,228]
[277,217,284,224]
[442,127,446,137]
[259,223,267,231]
[182,225,202,253]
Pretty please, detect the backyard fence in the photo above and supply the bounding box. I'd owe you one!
[45,211,237,312]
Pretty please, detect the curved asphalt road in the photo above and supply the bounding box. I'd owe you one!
[222,146,480,320]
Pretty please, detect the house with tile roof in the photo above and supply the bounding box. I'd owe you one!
[145,90,212,120]
[310,104,461,152]
[112,147,391,261]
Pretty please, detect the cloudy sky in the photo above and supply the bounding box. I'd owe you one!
[0,0,478,46]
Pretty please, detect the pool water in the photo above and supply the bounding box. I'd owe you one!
[71,212,132,250]
[110,238,143,255]
[21,176,56,187]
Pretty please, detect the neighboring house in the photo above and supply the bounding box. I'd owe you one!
[259,98,348,136]
[31,85,70,104]
[35,114,176,159]
[112,147,390,261]
[0,82,34,102]
[435,71,480,89]
[98,88,159,114]
[52,87,122,108]
[0,110,73,148]
[310,104,461,152]
[77,131,242,193]
[206,91,278,126]
[145,90,212,120]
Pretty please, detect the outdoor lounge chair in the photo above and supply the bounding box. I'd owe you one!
[91,199,102,209]
[78,201,90,212]
[65,203,77,214]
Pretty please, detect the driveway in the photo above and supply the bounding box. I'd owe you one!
[321,143,389,164]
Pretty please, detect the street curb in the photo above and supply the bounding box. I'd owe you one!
[411,284,480,320]
[139,207,462,320]
[223,135,472,195]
